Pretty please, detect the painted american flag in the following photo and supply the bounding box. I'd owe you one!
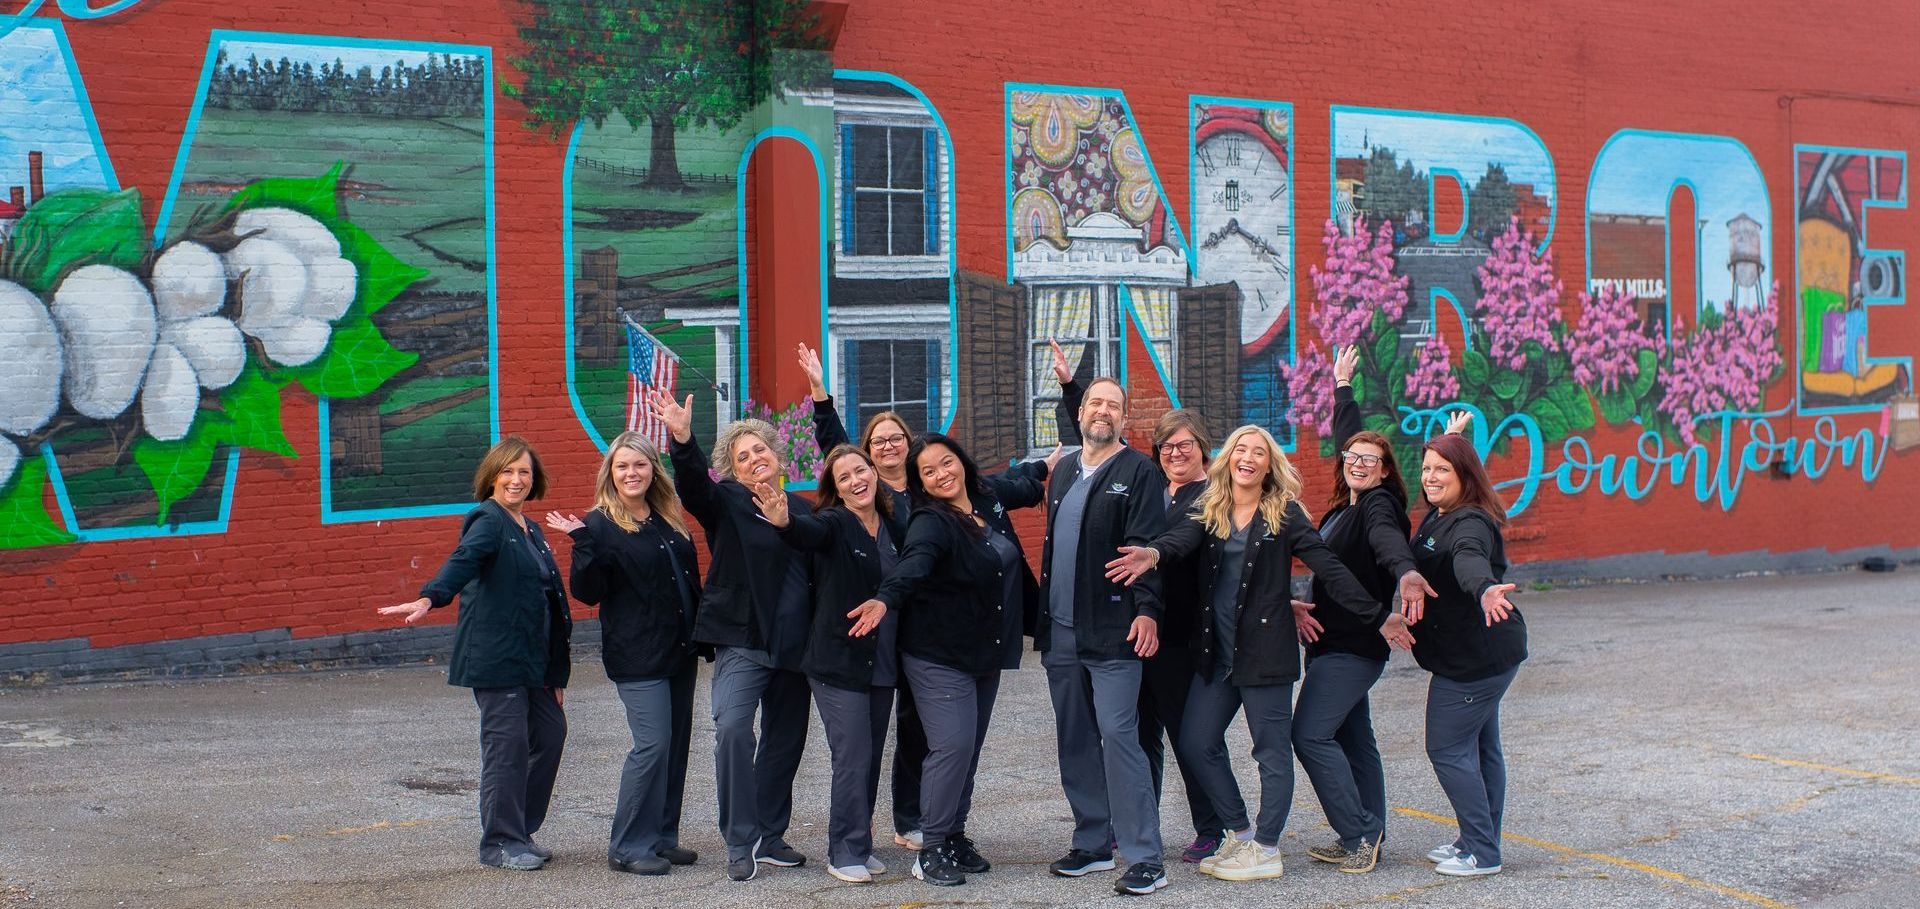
[625,320,680,447]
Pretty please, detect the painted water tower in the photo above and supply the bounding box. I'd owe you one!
[1727,212,1765,308]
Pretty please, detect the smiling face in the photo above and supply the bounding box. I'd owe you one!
[731,431,779,485]
[492,453,534,510]
[1078,380,1126,446]
[1421,448,1462,510]
[915,442,966,503]
[1342,441,1387,493]
[865,418,910,475]
[611,447,655,505]
[1158,428,1206,485]
[1227,432,1271,492]
[831,452,878,512]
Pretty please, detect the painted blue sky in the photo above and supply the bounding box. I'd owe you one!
[217,39,481,78]
[0,23,113,197]
[1587,133,1772,308]
[1332,109,1559,209]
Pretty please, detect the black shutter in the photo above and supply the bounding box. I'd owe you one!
[955,268,1028,466]
[1175,281,1243,442]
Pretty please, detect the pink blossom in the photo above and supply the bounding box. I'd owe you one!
[1565,283,1660,395]
[1473,219,1564,370]
[1307,219,1410,349]
[1406,335,1460,407]
[1656,286,1785,446]
[1282,343,1335,438]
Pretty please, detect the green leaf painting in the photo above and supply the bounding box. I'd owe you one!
[133,412,230,524]
[221,367,297,457]
[0,459,79,548]
[4,188,147,294]
[283,317,419,399]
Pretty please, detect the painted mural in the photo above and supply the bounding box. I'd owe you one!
[1794,146,1911,414]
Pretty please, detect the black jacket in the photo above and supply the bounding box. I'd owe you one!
[420,500,572,690]
[1037,446,1169,659]
[1310,384,1418,662]
[811,394,1048,516]
[669,434,813,669]
[779,506,903,691]
[566,509,702,682]
[1154,499,1377,686]
[874,475,1046,676]
[1154,481,1206,648]
[1409,506,1528,682]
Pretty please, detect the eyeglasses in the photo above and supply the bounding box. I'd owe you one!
[1157,439,1198,456]
[869,433,909,450]
[1340,450,1384,467]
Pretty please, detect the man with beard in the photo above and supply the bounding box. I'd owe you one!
[1035,377,1172,896]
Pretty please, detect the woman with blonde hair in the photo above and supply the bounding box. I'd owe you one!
[1106,425,1395,882]
[546,431,702,876]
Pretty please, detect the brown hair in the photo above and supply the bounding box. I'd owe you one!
[1327,430,1408,509]
[1151,408,1213,470]
[593,431,688,537]
[471,436,548,502]
[814,443,891,519]
[857,411,914,455]
[1421,433,1507,525]
[1083,376,1127,410]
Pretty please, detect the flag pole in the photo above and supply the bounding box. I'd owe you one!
[619,308,730,401]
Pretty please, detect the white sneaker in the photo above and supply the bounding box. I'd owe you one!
[864,855,887,875]
[893,830,925,851]
[1435,854,1502,877]
[1427,842,1463,863]
[1210,842,1285,881]
[1197,835,1250,876]
[827,863,873,883]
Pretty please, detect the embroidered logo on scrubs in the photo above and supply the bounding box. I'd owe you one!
[1107,482,1130,495]
[1422,536,1437,551]
[993,501,1006,517]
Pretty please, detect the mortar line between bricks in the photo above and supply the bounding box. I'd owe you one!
[1390,806,1794,909]
[1741,753,1920,785]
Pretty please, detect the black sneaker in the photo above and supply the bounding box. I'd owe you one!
[656,845,697,866]
[1049,848,1118,877]
[755,841,807,867]
[949,831,991,873]
[1115,862,1168,895]
[912,842,966,886]
[727,837,759,881]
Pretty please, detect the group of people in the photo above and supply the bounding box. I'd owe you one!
[380,339,1529,894]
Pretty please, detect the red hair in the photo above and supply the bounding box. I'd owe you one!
[1421,433,1507,525]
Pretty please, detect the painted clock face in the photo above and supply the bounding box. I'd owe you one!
[1192,125,1292,351]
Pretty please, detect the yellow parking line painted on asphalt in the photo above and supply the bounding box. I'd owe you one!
[1391,807,1792,909]
[1742,753,1920,785]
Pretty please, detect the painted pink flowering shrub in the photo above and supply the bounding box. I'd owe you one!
[1473,219,1563,370]
[1282,343,1336,438]
[1307,219,1410,349]
[1656,287,1784,446]
[1565,283,1662,395]
[742,397,826,485]
[1407,335,1460,407]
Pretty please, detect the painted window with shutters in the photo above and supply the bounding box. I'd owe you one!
[840,124,938,259]
[842,339,938,435]
[1027,283,1175,451]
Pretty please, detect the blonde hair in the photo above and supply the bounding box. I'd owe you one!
[1193,424,1306,538]
[711,418,783,479]
[594,431,688,537]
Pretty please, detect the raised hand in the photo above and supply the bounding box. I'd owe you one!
[1049,337,1073,385]
[847,599,888,637]
[1127,615,1159,658]
[1105,545,1160,586]
[750,481,789,528]
[647,390,694,443]
[1446,409,1473,436]
[1044,444,1064,475]
[1334,345,1360,386]
[1292,599,1324,643]
[378,597,432,624]
[1398,570,1438,623]
[797,342,828,401]
[1380,611,1416,650]
[544,512,585,535]
[1482,583,1518,626]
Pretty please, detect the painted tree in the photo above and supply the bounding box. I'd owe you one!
[1467,163,1517,240]
[507,0,830,190]
[1359,147,1427,231]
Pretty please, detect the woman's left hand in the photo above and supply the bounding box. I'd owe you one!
[1104,545,1159,585]
[1291,599,1324,643]
[1127,615,1159,658]
[544,512,585,535]
[552,687,565,708]
[1481,583,1518,625]
[847,599,887,637]
[1379,611,1416,650]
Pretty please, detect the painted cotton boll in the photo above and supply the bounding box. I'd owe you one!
[0,280,64,436]
[151,241,228,321]
[234,207,341,261]
[161,316,245,390]
[0,436,17,491]
[226,238,309,336]
[140,342,201,442]
[263,317,331,367]
[51,265,158,421]
[304,256,358,321]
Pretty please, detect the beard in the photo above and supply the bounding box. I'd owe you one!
[1081,418,1117,444]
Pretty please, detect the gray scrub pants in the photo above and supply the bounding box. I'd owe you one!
[711,647,811,862]
[608,662,695,863]
[809,679,894,868]
[902,654,999,845]
[1292,653,1388,849]
[1042,621,1163,865]
[1175,671,1295,847]
[1425,666,1519,867]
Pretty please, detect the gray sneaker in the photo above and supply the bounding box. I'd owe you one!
[1339,837,1380,874]
[1307,841,1352,864]
[481,849,545,871]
